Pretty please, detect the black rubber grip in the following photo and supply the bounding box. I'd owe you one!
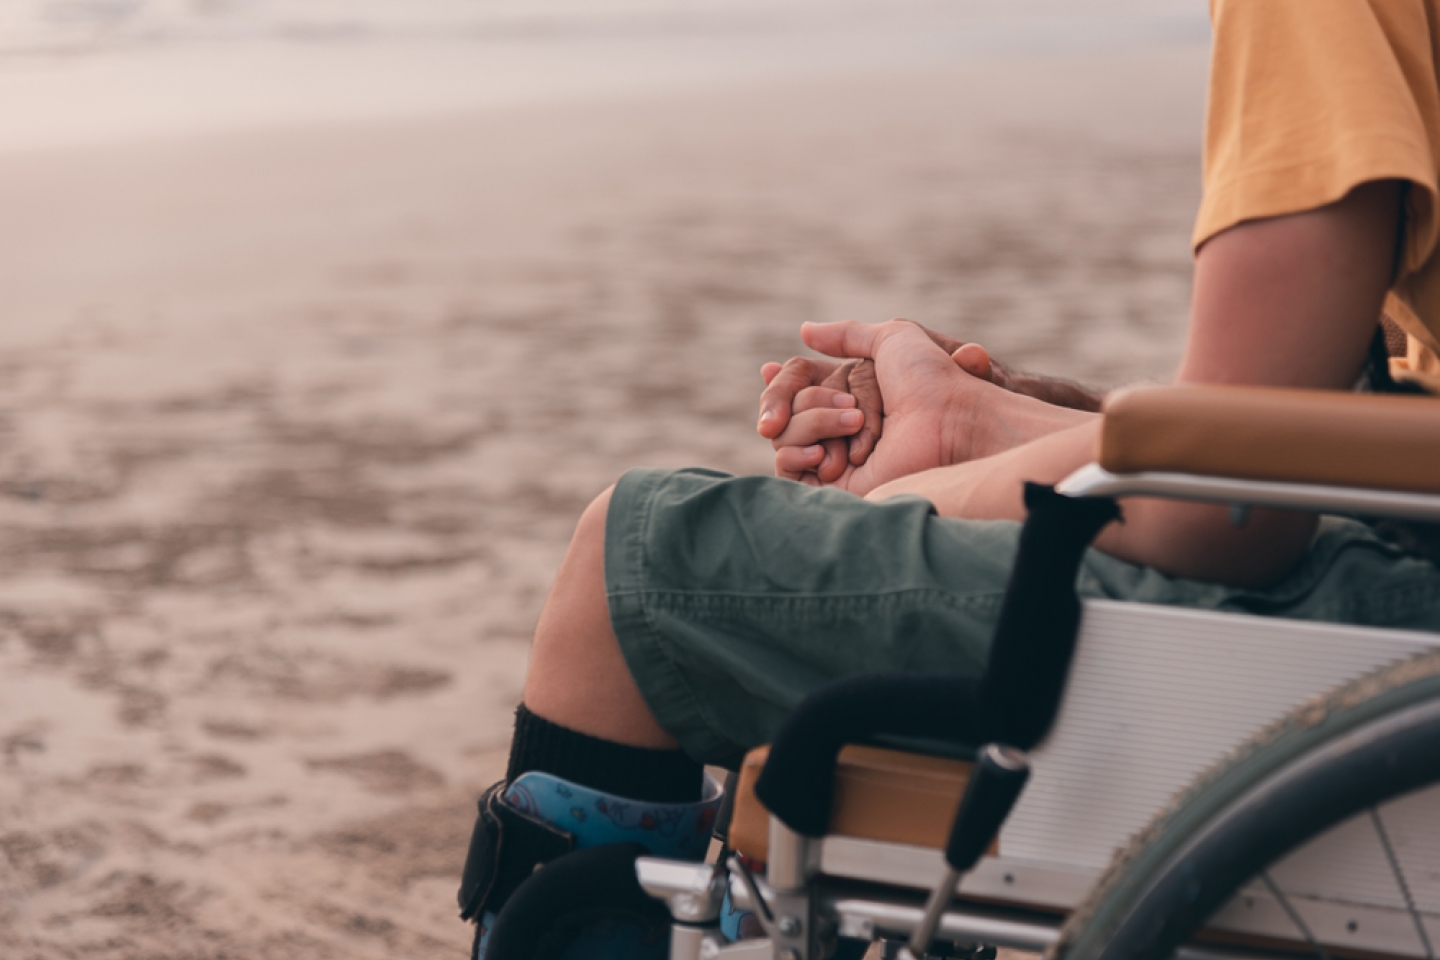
[945,744,1031,873]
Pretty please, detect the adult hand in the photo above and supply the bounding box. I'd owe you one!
[913,325,1103,413]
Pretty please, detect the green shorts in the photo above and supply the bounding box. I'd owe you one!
[604,467,1440,768]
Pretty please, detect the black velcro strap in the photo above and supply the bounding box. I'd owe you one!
[457,782,576,921]
[973,484,1121,748]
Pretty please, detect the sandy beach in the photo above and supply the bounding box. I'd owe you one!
[0,6,1207,955]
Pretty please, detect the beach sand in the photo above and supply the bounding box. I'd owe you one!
[0,41,1205,958]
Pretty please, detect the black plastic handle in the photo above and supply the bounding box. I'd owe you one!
[945,744,1031,873]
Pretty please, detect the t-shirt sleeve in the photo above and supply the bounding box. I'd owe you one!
[1195,0,1439,283]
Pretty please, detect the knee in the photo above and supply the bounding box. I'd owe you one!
[527,484,626,696]
[573,484,616,553]
[561,483,616,577]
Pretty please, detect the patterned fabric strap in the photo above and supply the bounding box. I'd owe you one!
[503,769,723,861]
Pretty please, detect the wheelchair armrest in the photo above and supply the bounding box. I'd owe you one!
[753,484,1119,838]
[1101,384,1440,494]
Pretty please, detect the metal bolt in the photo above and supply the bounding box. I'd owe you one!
[777,915,802,936]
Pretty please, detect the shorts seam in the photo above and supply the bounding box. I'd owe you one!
[609,587,1006,615]
[1332,578,1440,625]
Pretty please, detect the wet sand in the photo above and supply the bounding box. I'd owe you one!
[0,47,1204,958]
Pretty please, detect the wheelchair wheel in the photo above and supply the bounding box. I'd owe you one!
[1050,649,1440,960]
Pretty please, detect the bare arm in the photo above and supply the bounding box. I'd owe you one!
[866,180,1404,587]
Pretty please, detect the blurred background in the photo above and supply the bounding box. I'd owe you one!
[0,2,1206,956]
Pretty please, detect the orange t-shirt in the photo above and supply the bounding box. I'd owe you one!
[1195,0,1440,386]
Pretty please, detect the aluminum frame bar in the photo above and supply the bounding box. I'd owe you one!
[1056,463,1440,521]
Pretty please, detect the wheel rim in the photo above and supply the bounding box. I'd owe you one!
[1061,684,1440,960]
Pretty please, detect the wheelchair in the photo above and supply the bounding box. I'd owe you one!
[486,383,1440,960]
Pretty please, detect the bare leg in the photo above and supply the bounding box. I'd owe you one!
[521,485,679,750]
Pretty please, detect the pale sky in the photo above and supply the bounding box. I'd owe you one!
[0,0,1210,154]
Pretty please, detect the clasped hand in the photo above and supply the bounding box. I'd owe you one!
[756,319,1102,497]
[754,320,1006,495]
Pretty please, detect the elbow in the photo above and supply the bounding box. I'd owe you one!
[1102,500,1318,589]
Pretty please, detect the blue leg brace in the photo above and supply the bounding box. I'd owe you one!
[472,770,723,959]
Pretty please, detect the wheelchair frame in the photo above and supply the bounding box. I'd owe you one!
[629,463,1440,960]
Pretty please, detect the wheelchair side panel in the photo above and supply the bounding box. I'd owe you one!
[981,601,1440,955]
[742,602,1440,958]
[1002,600,1440,873]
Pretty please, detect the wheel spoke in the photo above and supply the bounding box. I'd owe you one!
[1369,806,1436,960]
[1260,870,1331,960]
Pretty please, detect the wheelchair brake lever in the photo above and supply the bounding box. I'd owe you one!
[726,854,775,927]
[907,744,1031,959]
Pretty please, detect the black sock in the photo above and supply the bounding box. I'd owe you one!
[505,703,703,804]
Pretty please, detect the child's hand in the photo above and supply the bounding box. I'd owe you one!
[763,373,865,484]
[759,357,883,482]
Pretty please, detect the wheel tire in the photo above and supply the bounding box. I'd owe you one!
[1050,649,1440,960]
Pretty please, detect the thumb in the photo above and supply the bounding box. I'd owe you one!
[951,342,993,381]
[800,320,884,361]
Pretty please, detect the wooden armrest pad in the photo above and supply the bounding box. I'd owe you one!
[729,744,975,860]
[1100,385,1440,494]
